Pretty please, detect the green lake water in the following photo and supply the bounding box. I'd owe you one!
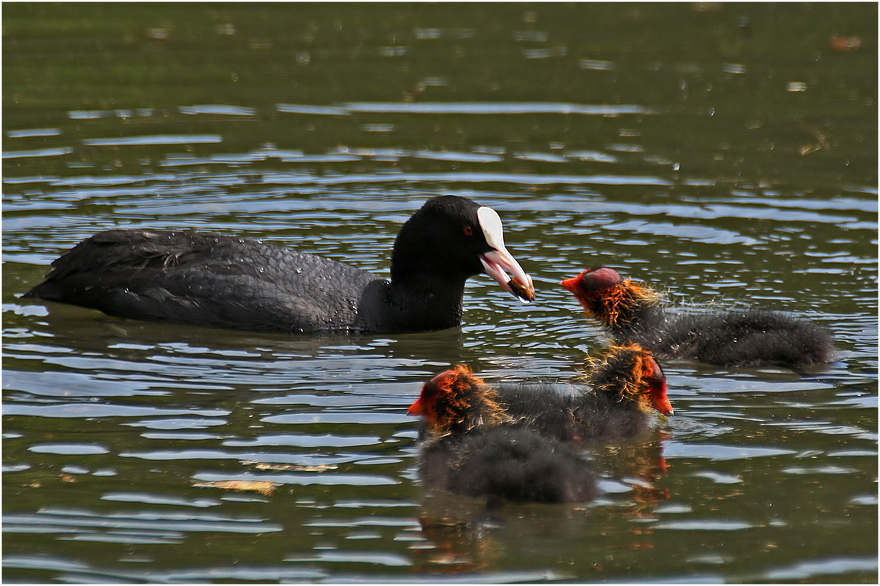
[3,3,877,582]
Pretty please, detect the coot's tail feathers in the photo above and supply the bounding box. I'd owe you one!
[23,230,265,303]
[22,230,213,320]
[24,230,172,300]
[24,230,375,333]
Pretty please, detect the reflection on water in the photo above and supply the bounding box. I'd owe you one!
[3,2,877,583]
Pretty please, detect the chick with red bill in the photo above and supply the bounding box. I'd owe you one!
[407,364,598,504]
[411,343,672,445]
[562,266,833,368]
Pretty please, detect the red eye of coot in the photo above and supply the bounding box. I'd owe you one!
[463,226,473,236]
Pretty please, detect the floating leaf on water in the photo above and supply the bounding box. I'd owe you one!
[194,480,277,496]
[242,461,338,473]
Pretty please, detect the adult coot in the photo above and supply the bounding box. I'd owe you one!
[561,267,833,368]
[24,196,535,334]
[410,343,671,444]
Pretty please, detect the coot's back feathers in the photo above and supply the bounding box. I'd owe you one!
[562,267,833,368]
[24,196,535,334]
[25,230,377,333]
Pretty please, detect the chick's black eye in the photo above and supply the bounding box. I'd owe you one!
[651,362,664,380]
[463,225,473,236]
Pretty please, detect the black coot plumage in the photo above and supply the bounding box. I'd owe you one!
[24,196,535,334]
[562,267,833,368]
[408,368,596,504]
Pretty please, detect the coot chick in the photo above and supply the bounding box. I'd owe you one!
[561,266,833,368]
[412,343,671,444]
[24,196,535,334]
[408,369,596,504]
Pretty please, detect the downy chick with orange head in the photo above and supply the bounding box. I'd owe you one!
[407,364,599,504]
[410,342,672,444]
[562,267,833,368]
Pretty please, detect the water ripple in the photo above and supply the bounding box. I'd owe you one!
[83,134,223,147]
[663,441,797,461]
[4,403,229,419]
[276,101,657,115]
[762,557,878,581]
[5,508,282,534]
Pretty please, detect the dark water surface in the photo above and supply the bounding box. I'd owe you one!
[3,3,877,583]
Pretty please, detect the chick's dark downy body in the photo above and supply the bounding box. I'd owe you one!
[406,344,671,504]
[420,427,598,504]
[562,267,833,368]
